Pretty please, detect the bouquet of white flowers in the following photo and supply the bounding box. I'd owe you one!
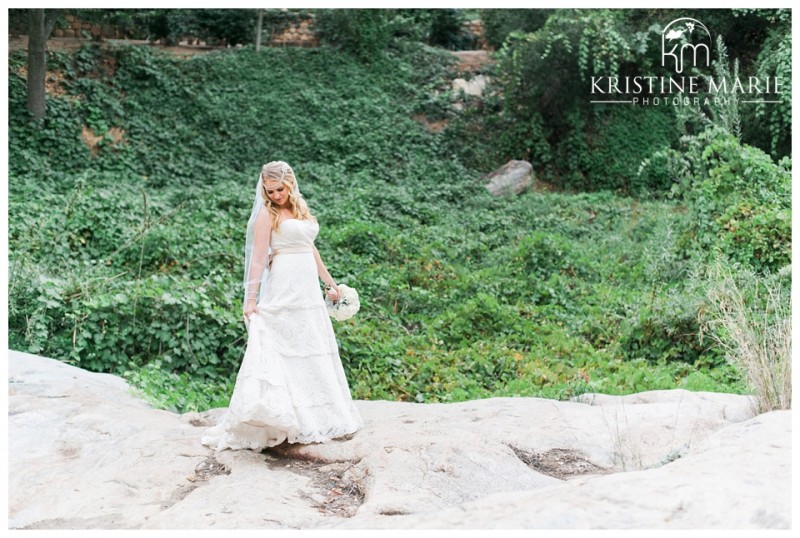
[325,283,360,321]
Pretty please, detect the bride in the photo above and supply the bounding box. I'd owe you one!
[201,161,364,451]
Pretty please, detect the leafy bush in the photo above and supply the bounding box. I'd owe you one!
[427,9,476,50]
[123,359,235,413]
[139,8,259,46]
[740,8,791,160]
[665,127,791,272]
[448,9,680,194]
[618,284,724,366]
[313,9,397,63]
[9,259,243,382]
[479,8,552,49]
[451,9,788,199]
[513,231,586,281]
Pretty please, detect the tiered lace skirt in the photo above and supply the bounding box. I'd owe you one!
[200,251,363,451]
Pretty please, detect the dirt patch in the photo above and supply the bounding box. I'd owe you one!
[507,444,611,480]
[156,44,222,59]
[45,69,69,96]
[452,50,494,72]
[11,64,71,98]
[263,446,367,518]
[532,178,563,193]
[412,113,449,133]
[81,125,126,156]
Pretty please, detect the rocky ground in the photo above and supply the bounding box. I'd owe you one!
[7,351,791,529]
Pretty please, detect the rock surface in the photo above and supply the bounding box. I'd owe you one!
[452,74,490,97]
[482,160,533,196]
[7,351,791,529]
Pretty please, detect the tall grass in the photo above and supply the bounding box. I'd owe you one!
[699,258,791,413]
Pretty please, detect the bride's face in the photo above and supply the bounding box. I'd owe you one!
[264,179,289,207]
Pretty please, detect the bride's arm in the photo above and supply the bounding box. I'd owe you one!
[312,245,339,294]
[245,210,271,311]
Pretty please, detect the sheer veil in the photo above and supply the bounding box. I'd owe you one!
[242,161,300,324]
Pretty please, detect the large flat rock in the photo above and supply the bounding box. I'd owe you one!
[7,351,791,529]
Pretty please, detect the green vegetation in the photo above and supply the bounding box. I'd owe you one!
[447,9,790,189]
[8,9,789,414]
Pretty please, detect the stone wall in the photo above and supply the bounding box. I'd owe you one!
[11,13,320,48]
[463,19,490,50]
[11,13,488,51]
[269,17,319,47]
[54,14,127,39]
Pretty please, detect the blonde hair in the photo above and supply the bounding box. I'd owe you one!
[260,161,317,232]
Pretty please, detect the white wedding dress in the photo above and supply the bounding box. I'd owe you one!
[201,218,364,451]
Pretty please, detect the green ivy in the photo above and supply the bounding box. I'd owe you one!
[10,35,768,412]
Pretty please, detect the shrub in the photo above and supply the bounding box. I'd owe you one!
[745,8,791,160]
[460,10,679,193]
[313,9,396,62]
[666,127,791,273]
[618,285,723,366]
[123,359,235,413]
[428,9,476,50]
[479,8,552,49]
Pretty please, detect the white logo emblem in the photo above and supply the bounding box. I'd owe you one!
[662,18,712,73]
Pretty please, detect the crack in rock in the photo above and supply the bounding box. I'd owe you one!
[507,444,611,480]
[191,455,231,482]
[157,455,232,515]
[20,514,127,530]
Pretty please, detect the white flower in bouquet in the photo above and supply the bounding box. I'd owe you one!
[325,283,360,321]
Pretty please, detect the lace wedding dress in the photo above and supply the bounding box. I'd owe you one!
[201,218,364,451]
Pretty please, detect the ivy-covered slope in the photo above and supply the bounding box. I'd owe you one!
[9,41,754,412]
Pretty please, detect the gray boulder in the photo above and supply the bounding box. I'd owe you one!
[482,160,533,196]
